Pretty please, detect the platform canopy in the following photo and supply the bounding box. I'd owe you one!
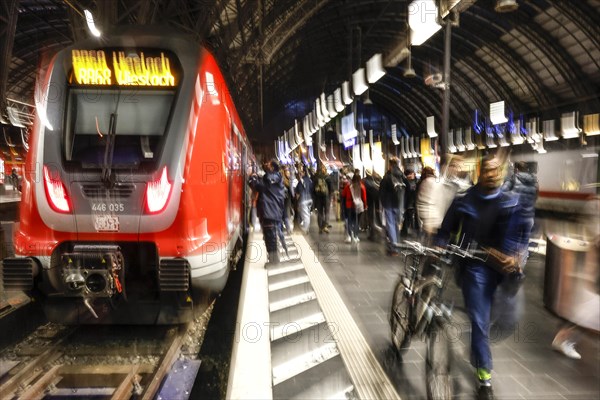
[1,0,599,142]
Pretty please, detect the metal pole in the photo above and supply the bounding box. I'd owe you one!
[440,16,452,155]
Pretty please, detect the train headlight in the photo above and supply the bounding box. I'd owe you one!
[145,166,172,213]
[43,165,71,213]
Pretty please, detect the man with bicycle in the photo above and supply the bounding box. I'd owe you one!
[436,154,528,400]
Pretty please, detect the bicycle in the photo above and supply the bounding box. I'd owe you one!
[389,240,488,400]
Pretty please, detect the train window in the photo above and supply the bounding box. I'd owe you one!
[65,88,174,168]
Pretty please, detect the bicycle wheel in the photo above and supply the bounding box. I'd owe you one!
[390,277,412,352]
[426,318,453,400]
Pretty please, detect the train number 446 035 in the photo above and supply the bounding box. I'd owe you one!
[92,203,125,212]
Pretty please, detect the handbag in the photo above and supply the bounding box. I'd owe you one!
[350,185,365,213]
[353,196,365,213]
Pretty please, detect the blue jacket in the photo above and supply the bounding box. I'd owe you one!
[249,171,285,222]
[295,176,313,202]
[502,172,538,219]
[436,186,527,257]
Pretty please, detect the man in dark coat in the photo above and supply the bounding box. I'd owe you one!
[378,158,406,255]
[400,168,418,237]
[363,169,381,240]
[249,160,286,264]
[312,164,332,233]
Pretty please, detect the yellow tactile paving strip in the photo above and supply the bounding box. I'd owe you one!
[293,233,401,400]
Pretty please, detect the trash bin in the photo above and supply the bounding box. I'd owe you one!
[543,234,592,320]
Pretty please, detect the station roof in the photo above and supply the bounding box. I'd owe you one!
[1,0,599,143]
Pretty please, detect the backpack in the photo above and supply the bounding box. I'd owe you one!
[315,177,328,195]
[391,176,405,198]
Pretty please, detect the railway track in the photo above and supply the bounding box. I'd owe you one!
[0,306,212,400]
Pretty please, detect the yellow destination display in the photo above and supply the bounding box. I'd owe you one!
[72,49,177,87]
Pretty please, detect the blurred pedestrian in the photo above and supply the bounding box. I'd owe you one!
[502,161,538,247]
[249,160,286,265]
[363,169,381,240]
[551,202,600,359]
[400,168,418,238]
[342,171,367,243]
[313,164,332,234]
[10,169,19,191]
[295,166,313,234]
[379,158,405,255]
[436,154,527,400]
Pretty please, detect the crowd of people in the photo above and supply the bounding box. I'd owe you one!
[248,153,598,400]
[248,154,502,263]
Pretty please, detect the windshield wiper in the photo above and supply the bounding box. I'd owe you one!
[101,112,117,187]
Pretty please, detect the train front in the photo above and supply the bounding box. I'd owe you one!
[8,34,215,324]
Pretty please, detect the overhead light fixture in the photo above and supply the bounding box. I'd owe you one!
[342,81,353,105]
[583,113,600,136]
[391,124,400,145]
[447,129,457,153]
[408,0,442,46]
[366,53,386,84]
[464,127,476,150]
[384,45,410,68]
[320,93,331,122]
[560,112,582,139]
[404,48,416,78]
[426,116,438,138]
[495,0,519,13]
[352,68,368,96]
[490,101,508,125]
[84,9,102,37]
[294,120,303,146]
[334,88,345,112]
[511,117,525,145]
[363,90,373,105]
[327,95,337,118]
[455,128,465,151]
[543,119,558,141]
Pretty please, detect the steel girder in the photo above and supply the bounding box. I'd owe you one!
[0,0,20,116]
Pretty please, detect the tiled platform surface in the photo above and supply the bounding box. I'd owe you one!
[301,216,599,400]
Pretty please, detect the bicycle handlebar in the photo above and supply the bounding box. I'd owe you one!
[393,241,488,263]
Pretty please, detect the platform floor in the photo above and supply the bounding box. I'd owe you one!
[300,216,599,400]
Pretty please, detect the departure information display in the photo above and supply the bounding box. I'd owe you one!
[71,49,178,87]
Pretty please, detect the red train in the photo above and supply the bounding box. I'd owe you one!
[2,28,253,324]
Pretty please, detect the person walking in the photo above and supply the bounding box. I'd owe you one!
[502,161,538,247]
[313,164,331,234]
[379,158,406,255]
[400,168,418,238]
[342,171,367,243]
[363,169,381,240]
[249,160,286,265]
[295,166,313,234]
[436,154,528,400]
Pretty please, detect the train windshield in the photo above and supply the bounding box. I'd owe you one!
[64,88,175,169]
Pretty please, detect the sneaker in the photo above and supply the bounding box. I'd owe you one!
[477,384,494,400]
[552,338,581,359]
[387,250,400,257]
[322,227,330,233]
[352,236,360,243]
[344,235,352,243]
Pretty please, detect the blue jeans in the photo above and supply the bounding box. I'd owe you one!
[347,209,359,238]
[383,207,400,250]
[461,263,502,371]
